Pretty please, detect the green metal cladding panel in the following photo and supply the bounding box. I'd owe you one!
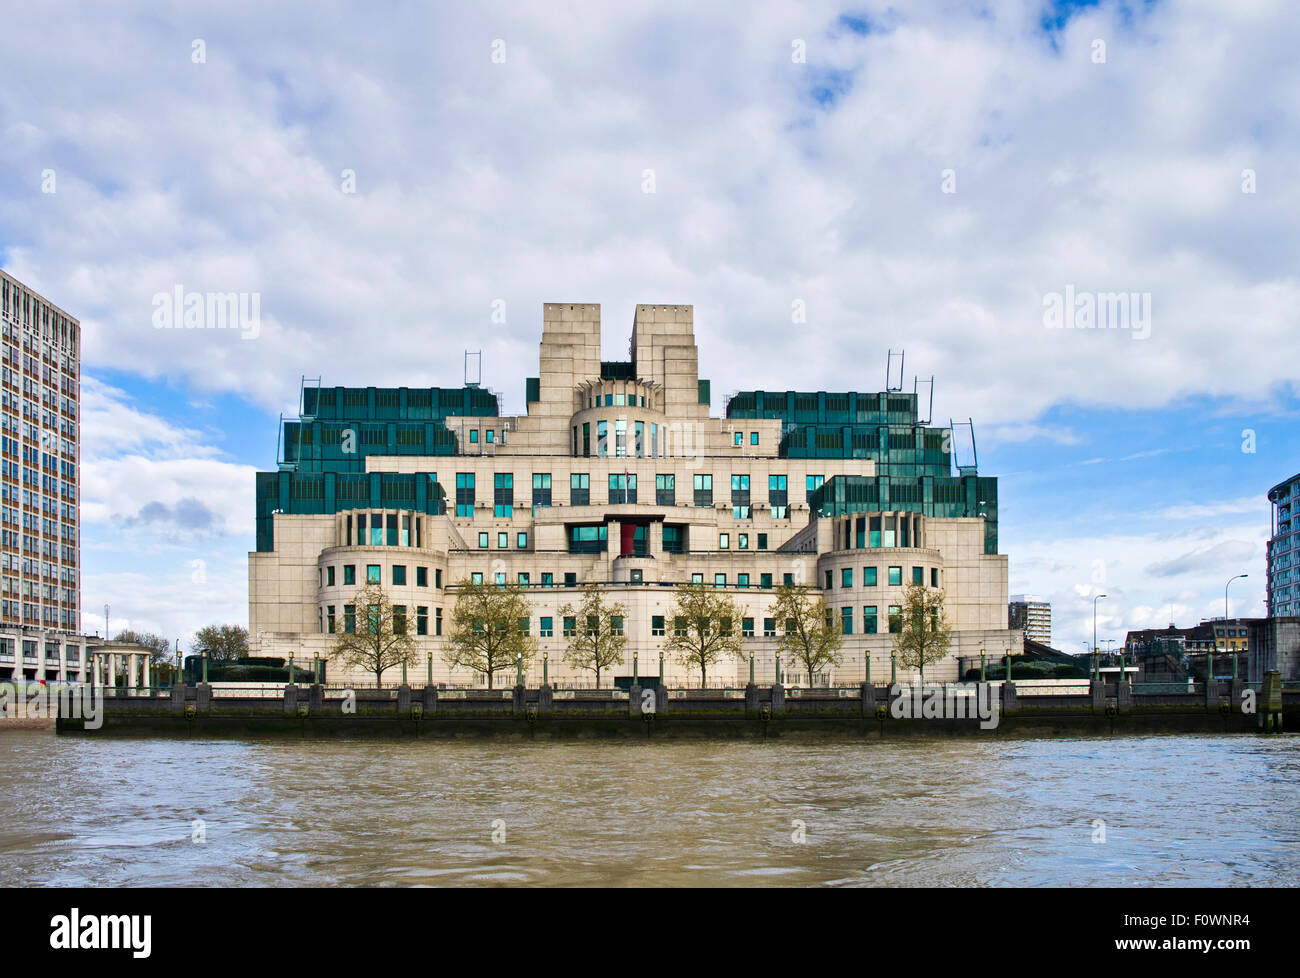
[808,474,999,554]
[301,385,499,422]
[255,471,446,552]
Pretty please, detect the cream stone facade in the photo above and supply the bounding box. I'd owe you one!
[250,303,1021,686]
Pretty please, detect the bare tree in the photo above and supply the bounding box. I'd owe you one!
[663,582,744,687]
[771,583,844,686]
[558,583,628,688]
[443,578,536,689]
[892,582,952,682]
[329,583,419,687]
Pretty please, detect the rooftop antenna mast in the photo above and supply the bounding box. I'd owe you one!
[464,350,482,388]
[886,350,905,392]
[948,417,979,476]
[914,375,935,424]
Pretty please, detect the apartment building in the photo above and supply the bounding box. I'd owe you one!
[0,269,85,681]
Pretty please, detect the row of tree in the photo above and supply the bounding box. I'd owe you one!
[329,578,953,689]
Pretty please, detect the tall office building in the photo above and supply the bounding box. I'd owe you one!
[1267,471,1298,617]
[1008,594,1051,646]
[250,303,1018,685]
[0,269,86,681]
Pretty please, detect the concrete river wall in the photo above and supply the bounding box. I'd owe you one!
[55,673,1294,738]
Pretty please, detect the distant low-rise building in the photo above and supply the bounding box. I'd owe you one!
[1008,594,1050,646]
[1125,619,1257,680]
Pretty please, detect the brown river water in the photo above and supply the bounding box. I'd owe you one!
[1,731,1297,886]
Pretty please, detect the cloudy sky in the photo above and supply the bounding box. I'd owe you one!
[1,0,1295,653]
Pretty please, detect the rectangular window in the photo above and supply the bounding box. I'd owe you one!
[532,473,552,508]
[841,607,853,635]
[436,569,442,589]
[738,533,749,550]
[486,429,495,443]
[888,605,902,633]
[764,617,776,637]
[387,514,398,546]
[635,421,644,457]
[694,474,713,507]
[469,429,479,443]
[541,572,553,587]
[540,616,554,637]
[824,570,833,590]
[884,517,896,548]
[471,572,483,584]
[343,604,356,633]
[498,532,509,549]
[784,573,794,586]
[563,616,577,638]
[367,564,381,584]
[651,615,666,636]
[931,568,939,588]
[518,572,530,586]
[864,566,877,587]
[691,573,703,584]
[768,475,788,519]
[597,420,608,457]
[758,533,768,550]
[570,473,590,506]
[392,565,407,586]
[393,605,407,636]
[615,418,627,457]
[737,573,749,588]
[734,432,742,446]
[416,566,428,587]
[864,606,878,634]
[870,515,881,548]
[417,607,428,635]
[326,566,336,587]
[656,474,675,506]
[494,572,506,586]
[719,533,729,550]
[889,566,902,586]
[494,473,514,518]
[751,432,759,445]
[455,473,476,517]
[582,422,590,457]
[807,475,824,494]
[742,617,755,637]
[435,608,443,636]
[343,565,355,585]
[912,566,923,585]
[564,573,577,587]
[841,568,853,588]
[608,473,637,504]
[479,532,489,548]
[517,532,528,549]
[326,606,336,633]
[731,474,750,519]
[714,573,726,588]
[760,573,772,588]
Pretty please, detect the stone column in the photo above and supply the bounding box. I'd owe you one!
[142,655,151,690]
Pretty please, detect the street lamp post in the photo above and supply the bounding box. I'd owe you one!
[1225,574,1248,622]
[1093,593,1107,659]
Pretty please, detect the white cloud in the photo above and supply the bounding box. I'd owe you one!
[0,0,1295,424]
